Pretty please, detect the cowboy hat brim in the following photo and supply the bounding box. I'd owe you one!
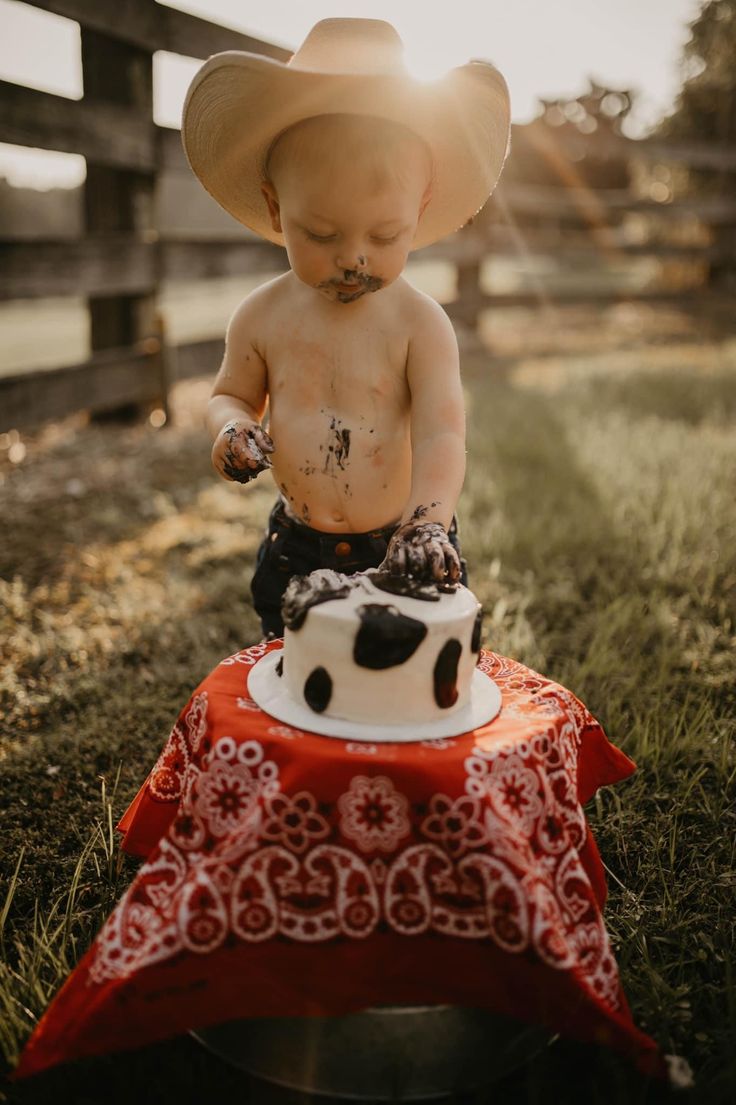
[182,52,511,250]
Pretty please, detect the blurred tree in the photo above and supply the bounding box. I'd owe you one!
[659,0,736,146]
[657,0,736,289]
[500,80,635,202]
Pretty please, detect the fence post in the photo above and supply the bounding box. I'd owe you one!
[453,253,484,351]
[80,22,162,420]
[151,310,174,426]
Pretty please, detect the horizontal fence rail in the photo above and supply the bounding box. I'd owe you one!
[0,238,287,299]
[1,335,225,431]
[1,0,735,432]
[30,0,291,60]
[1,343,167,429]
[0,80,157,171]
[0,232,729,302]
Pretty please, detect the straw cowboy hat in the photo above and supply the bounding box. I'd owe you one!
[182,18,511,250]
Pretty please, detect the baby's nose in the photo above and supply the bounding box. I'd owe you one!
[336,250,367,271]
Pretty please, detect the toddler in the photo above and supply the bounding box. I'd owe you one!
[183,18,510,637]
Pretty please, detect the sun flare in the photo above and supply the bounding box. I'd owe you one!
[403,44,461,83]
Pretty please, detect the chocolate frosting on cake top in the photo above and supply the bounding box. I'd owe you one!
[282,569,362,630]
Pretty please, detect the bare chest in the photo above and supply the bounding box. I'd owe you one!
[264,313,410,415]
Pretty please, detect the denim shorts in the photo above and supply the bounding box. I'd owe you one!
[250,498,468,638]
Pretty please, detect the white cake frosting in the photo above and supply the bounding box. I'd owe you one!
[279,569,483,725]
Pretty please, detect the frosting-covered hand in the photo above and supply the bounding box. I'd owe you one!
[381,521,461,582]
[213,420,274,483]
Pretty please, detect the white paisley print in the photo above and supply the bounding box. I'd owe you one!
[90,643,623,1018]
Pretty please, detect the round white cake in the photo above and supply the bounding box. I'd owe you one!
[278,569,483,725]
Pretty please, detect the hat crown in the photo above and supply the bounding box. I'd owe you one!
[288,18,407,76]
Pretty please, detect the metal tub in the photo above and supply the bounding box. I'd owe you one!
[192,1004,551,1100]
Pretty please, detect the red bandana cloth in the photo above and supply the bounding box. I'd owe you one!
[15,644,665,1080]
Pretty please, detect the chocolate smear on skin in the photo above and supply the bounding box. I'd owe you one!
[385,520,460,585]
[409,501,439,523]
[434,639,462,709]
[304,667,332,712]
[282,569,357,630]
[471,607,483,653]
[317,269,384,304]
[321,416,351,475]
[354,603,427,669]
[222,425,273,484]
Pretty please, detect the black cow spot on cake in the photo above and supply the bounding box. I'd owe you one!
[369,570,441,602]
[471,607,483,653]
[275,656,283,677]
[304,666,332,712]
[434,639,462,708]
[354,603,428,669]
[282,568,356,630]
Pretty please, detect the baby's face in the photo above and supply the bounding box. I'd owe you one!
[263,157,429,305]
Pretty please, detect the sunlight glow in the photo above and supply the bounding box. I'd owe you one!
[403,43,464,83]
[0,0,704,189]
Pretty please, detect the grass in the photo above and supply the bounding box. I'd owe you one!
[1,317,735,1104]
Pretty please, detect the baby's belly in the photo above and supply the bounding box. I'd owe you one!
[268,411,411,532]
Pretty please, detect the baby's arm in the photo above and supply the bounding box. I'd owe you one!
[382,297,466,581]
[207,293,274,483]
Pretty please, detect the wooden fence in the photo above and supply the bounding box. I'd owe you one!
[1,0,735,432]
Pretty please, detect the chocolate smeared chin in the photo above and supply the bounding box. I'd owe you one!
[316,275,384,303]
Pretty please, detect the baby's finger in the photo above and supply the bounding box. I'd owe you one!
[426,542,447,581]
[221,428,253,470]
[406,541,427,578]
[253,427,275,454]
[443,543,461,581]
[221,457,256,484]
[245,430,273,469]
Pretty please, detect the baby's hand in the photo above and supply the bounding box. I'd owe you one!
[212,420,275,483]
[381,521,461,583]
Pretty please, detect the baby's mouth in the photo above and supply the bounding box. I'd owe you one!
[315,272,384,301]
[335,272,364,288]
[333,271,384,292]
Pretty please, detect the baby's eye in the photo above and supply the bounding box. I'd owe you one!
[372,234,399,245]
[306,231,336,243]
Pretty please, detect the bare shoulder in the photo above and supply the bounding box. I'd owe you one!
[227,272,291,330]
[397,281,464,426]
[225,273,300,364]
[390,281,459,373]
[393,279,457,346]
